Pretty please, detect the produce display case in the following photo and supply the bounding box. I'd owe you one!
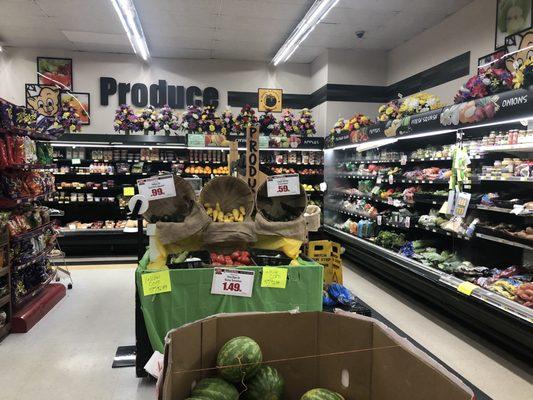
[323,89,533,362]
[49,134,324,257]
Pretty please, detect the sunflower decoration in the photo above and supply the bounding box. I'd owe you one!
[220,108,234,135]
[513,57,533,89]
[398,92,443,117]
[181,105,202,133]
[258,111,279,135]
[377,99,401,122]
[199,105,219,134]
[296,108,316,136]
[234,104,257,135]
[279,108,297,136]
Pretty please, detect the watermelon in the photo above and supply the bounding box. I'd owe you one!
[242,365,284,400]
[191,377,239,400]
[300,388,345,400]
[217,336,263,383]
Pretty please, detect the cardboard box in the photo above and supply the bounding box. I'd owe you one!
[159,311,474,400]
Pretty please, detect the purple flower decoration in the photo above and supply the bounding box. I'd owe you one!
[114,104,139,133]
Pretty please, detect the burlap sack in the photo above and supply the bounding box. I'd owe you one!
[256,181,307,222]
[144,176,196,223]
[304,205,321,232]
[202,220,257,246]
[199,176,254,217]
[254,212,307,242]
[155,202,211,245]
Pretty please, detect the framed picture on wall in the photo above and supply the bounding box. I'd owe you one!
[37,57,73,90]
[478,49,508,68]
[502,27,533,72]
[495,0,532,49]
[61,92,90,125]
[25,83,61,117]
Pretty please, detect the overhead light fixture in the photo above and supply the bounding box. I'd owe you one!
[272,0,339,66]
[109,0,150,61]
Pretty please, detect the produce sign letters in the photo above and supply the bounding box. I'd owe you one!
[137,174,176,201]
[211,268,255,298]
[266,174,301,197]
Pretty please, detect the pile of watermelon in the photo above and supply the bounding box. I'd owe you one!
[186,336,345,400]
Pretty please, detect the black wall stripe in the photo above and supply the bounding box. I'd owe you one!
[227,51,470,108]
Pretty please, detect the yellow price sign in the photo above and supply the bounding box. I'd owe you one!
[457,281,477,296]
[141,270,171,296]
[123,187,135,196]
[261,267,288,289]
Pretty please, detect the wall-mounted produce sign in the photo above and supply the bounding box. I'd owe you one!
[329,88,532,147]
[187,133,323,149]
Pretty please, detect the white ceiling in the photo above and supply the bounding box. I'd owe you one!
[0,0,473,63]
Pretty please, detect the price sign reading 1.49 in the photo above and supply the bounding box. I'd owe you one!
[266,174,301,197]
[211,267,255,298]
[137,174,176,201]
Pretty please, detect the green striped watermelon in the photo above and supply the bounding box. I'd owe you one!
[242,365,284,400]
[300,388,345,400]
[191,377,239,400]
[217,336,263,383]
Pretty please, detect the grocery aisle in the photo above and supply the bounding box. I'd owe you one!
[0,266,154,400]
[341,260,533,400]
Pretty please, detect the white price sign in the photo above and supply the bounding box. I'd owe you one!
[137,174,176,200]
[388,175,394,184]
[266,174,301,197]
[400,155,407,166]
[211,268,255,298]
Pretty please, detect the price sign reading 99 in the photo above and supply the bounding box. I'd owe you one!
[137,175,176,201]
[266,174,301,197]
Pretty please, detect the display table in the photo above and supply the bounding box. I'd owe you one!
[136,251,323,353]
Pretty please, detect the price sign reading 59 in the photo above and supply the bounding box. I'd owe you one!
[211,268,254,298]
[267,174,301,198]
[137,175,176,201]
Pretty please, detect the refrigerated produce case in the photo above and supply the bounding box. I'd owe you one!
[323,89,533,362]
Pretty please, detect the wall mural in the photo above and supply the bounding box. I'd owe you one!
[37,57,73,90]
[25,84,61,117]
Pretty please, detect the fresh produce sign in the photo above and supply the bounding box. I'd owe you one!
[211,267,255,297]
[330,88,533,147]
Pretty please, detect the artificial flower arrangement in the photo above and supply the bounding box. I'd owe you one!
[278,108,297,136]
[377,99,401,122]
[347,113,371,131]
[54,101,81,133]
[138,106,159,135]
[513,57,533,89]
[15,107,38,131]
[296,108,316,136]
[454,62,513,104]
[398,92,443,116]
[157,105,180,136]
[113,105,139,135]
[198,105,219,133]
[181,105,202,134]
[233,104,257,135]
[220,109,234,135]
[258,111,279,135]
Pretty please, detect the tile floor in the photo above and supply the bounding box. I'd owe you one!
[0,262,531,400]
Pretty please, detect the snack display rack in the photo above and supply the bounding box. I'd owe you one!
[49,134,324,257]
[0,121,63,338]
[323,89,533,361]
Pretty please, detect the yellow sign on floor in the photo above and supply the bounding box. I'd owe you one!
[142,270,171,296]
[261,267,288,289]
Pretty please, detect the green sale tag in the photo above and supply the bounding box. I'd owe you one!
[142,270,171,296]
[261,267,288,289]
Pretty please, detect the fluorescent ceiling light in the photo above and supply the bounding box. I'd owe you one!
[109,0,150,61]
[272,0,339,66]
[357,138,398,152]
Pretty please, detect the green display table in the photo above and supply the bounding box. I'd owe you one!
[136,252,323,352]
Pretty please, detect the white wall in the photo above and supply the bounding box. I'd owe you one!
[0,47,311,134]
[387,0,497,104]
